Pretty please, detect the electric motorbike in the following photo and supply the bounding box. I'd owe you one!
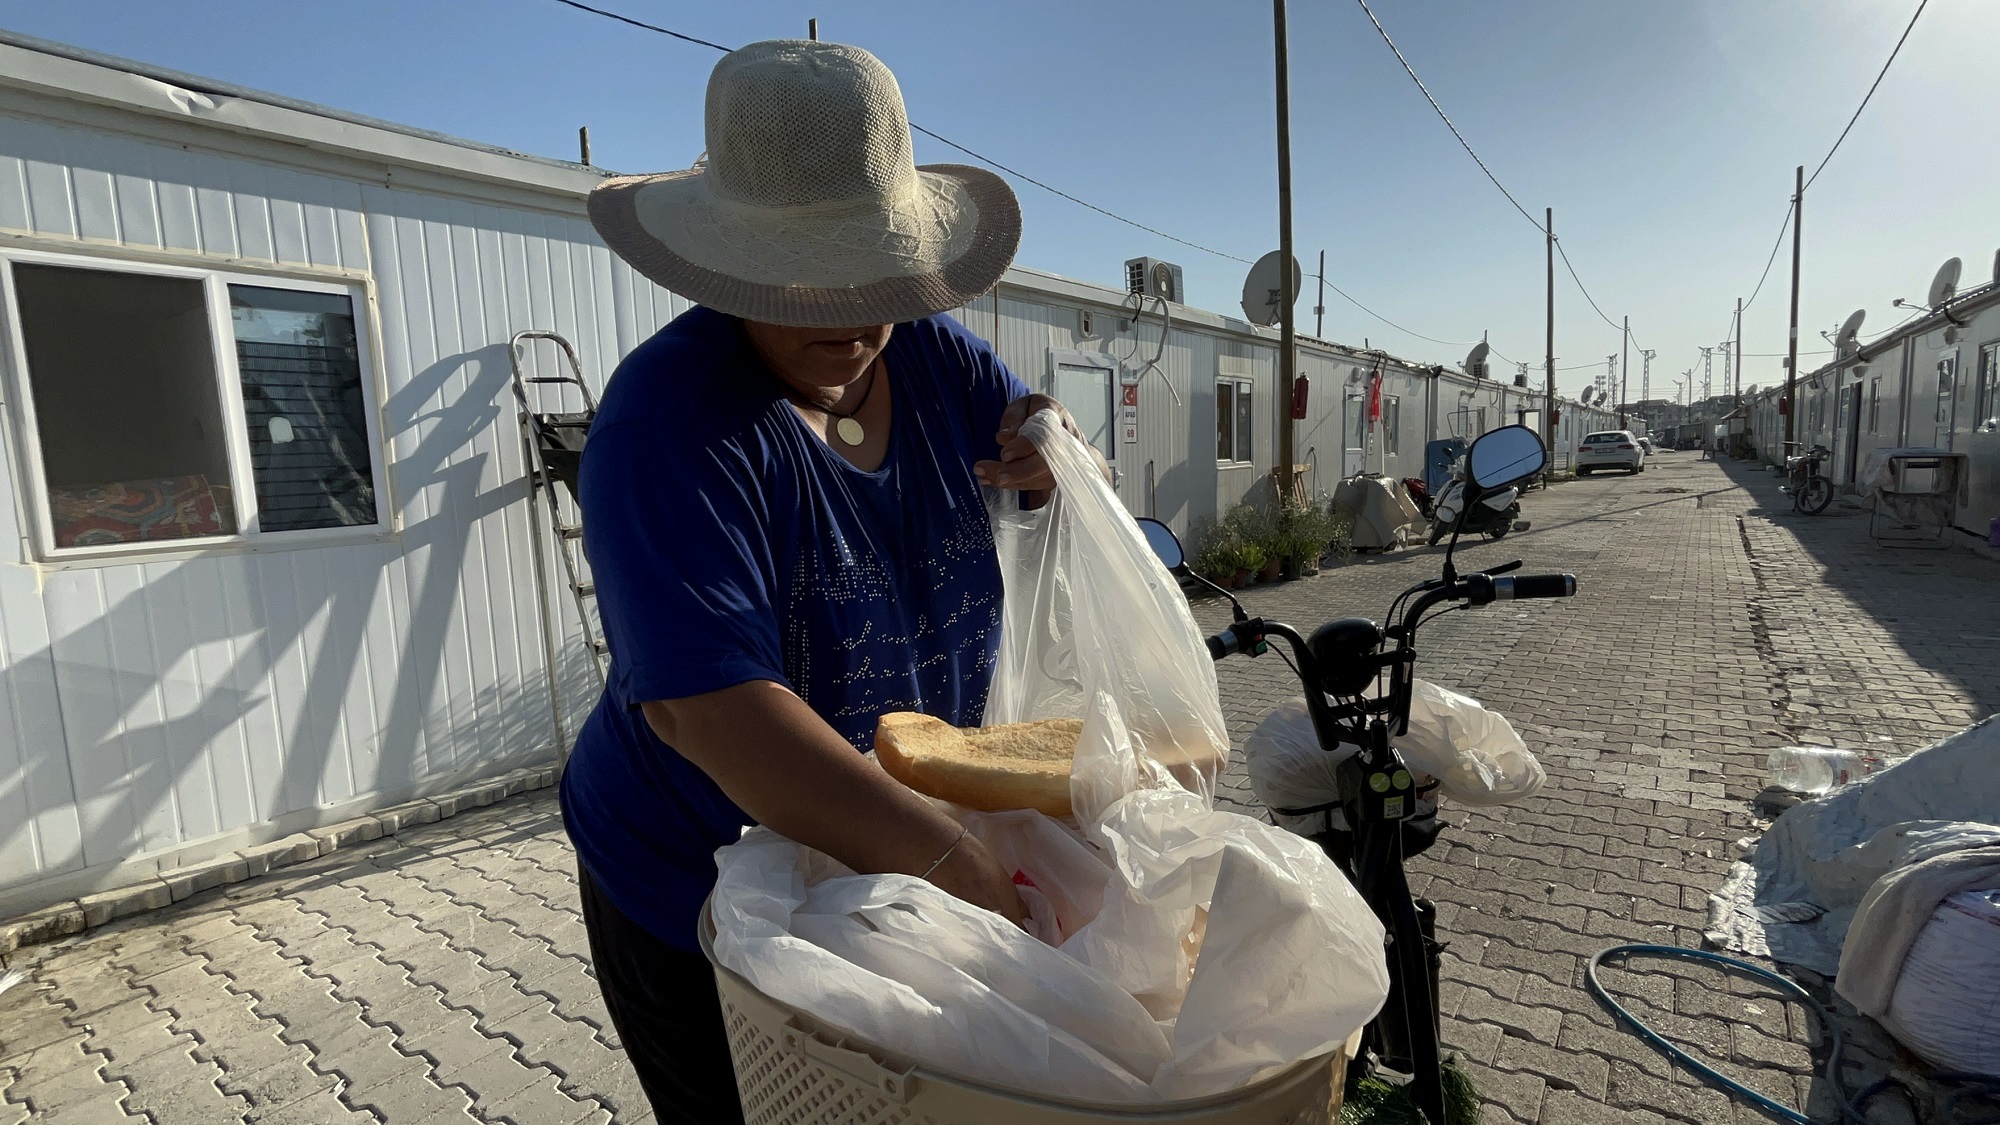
[1139,425,1579,1125]
[1426,457,1529,546]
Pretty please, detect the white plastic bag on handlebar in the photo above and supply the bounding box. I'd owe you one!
[1395,679,1546,806]
[984,409,1230,821]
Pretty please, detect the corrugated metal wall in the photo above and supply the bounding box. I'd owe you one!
[0,106,687,899]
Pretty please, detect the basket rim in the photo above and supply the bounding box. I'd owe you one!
[699,895,1339,1113]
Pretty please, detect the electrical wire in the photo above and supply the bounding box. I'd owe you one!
[1352,0,1542,236]
[550,0,1542,358]
[549,0,732,50]
[1741,202,1795,315]
[1804,0,1929,192]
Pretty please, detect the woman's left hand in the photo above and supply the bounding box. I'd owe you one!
[975,394,1107,492]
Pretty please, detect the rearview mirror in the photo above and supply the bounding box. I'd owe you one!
[1136,517,1185,570]
[1467,425,1547,491]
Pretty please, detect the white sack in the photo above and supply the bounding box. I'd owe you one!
[1884,889,2000,1076]
[1244,697,1357,835]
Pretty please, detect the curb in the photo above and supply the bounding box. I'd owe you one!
[0,764,558,958]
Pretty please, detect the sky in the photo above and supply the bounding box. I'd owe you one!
[2,0,1994,403]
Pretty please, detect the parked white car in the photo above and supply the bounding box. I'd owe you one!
[1576,430,1646,474]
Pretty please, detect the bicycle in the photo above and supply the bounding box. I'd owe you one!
[1781,443,1833,515]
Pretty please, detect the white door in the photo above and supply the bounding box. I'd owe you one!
[1935,354,1960,450]
[1343,394,1365,477]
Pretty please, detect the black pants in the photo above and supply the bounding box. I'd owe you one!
[577,864,745,1124]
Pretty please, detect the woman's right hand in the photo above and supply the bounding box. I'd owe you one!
[925,832,1029,929]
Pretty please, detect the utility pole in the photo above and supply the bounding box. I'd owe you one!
[1544,207,1555,457]
[1640,349,1655,413]
[1734,297,1744,406]
[808,17,818,39]
[1784,164,1803,454]
[1314,249,1326,338]
[1273,0,1297,500]
[1701,347,1714,407]
[1619,315,1630,427]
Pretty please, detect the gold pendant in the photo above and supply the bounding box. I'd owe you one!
[836,417,866,446]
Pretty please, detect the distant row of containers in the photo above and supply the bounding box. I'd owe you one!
[1742,261,2000,537]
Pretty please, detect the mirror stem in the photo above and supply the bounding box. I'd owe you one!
[1181,567,1250,621]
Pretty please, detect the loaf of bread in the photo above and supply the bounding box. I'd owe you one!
[874,712,1084,818]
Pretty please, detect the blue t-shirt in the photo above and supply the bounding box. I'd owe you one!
[560,307,1031,951]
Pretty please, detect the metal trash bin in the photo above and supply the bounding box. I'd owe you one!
[701,908,1352,1124]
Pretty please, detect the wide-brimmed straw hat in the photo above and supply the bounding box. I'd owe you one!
[589,40,1020,328]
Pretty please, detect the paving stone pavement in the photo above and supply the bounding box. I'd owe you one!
[3,450,1994,1124]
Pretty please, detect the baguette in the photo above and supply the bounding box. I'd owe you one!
[874,712,1083,818]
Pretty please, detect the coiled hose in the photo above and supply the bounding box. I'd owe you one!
[1587,944,2000,1124]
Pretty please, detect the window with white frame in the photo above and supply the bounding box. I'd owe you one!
[1868,376,1881,434]
[1216,378,1253,463]
[3,255,383,557]
[1381,395,1401,455]
[1051,359,1115,463]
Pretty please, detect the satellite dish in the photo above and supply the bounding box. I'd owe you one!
[1579,386,1595,405]
[1463,342,1491,379]
[1927,257,1962,308]
[1240,251,1303,327]
[1835,309,1865,357]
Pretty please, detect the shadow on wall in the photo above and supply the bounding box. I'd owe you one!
[2,340,561,890]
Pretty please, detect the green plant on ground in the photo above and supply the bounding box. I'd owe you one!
[1338,1058,1480,1125]
[1187,517,1239,583]
[1238,542,1267,575]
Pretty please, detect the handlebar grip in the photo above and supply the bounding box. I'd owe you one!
[1494,574,1577,600]
[1206,630,1236,660]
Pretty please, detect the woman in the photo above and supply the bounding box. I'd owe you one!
[566,39,1090,1123]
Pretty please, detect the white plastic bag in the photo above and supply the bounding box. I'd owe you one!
[983,411,1230,822]
[1244,697,1358,835]
[709,413,1390,1103]
[1395,678,1545,806]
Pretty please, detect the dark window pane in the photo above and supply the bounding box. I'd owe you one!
[1217,382,1234,460]
[229,285,376,532]
[12,264,237,547]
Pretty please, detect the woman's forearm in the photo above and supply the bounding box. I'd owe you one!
[642,682,1026,921]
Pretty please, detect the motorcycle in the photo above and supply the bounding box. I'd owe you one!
[1138,425,1578,1125]
[1426,456,1530,546]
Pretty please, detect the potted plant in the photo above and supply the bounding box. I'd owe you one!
[1189,518,1238,588]
[1237,543,1266,586]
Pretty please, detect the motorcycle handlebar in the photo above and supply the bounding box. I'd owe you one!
[1493,574,1577,600]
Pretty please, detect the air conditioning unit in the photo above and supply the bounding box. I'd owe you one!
[1513,370,1529,388]
[1125,257,1185,304]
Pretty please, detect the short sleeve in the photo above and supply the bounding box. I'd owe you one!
[578,419,787,705]
[934,315,1031,452]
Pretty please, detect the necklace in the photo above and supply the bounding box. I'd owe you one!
[789,358,879,447]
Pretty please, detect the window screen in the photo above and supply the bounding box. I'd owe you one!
[1382,396,1401,455]
[1979,344,1998,430]
[12,264,238,546]
[229,285,376,532]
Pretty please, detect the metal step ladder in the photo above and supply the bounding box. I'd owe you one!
[509,331,607,705]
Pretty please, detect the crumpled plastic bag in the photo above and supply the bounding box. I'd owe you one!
[708,413,1389,1103]
[1244,697,1358,835]
[1396,679,1545,806]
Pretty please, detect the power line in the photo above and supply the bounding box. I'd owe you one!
[550,0,1533,357]
[1805,0,1928,191]
[549,0,732,50]
[1351,0,1543,235]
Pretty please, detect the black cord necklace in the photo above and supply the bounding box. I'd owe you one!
[788,357,879,447]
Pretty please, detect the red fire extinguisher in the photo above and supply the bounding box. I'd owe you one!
[1291,375,1310,420]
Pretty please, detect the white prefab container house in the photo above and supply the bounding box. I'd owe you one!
[0,32,1620,916]
[1746,261,2000,536]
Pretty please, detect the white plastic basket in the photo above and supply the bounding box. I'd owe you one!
[701,910,1351,1124]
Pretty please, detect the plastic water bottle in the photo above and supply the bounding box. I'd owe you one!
[1767,746,1890,795]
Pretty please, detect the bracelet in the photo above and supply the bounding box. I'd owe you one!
[920,828,971,881]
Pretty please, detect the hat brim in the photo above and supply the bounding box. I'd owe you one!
[588,163,1019,328]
